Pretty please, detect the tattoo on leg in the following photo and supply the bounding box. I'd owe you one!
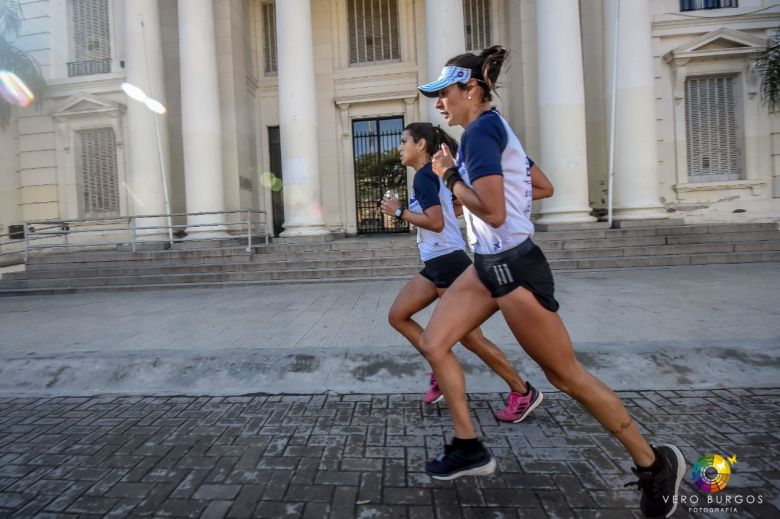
[610,416,633,436]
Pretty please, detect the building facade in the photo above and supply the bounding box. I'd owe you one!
[1,0,778,240]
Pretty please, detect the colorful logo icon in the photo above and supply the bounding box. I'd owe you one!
[691,453,737,493]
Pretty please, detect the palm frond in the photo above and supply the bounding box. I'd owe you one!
[0,1,46,128]
[754,28,780,113]
[0,0,22,40]
[0,39,46,128]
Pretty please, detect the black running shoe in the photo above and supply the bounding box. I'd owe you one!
[425,441,497,480]
[626,444,686,518]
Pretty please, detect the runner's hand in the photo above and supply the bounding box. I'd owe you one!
[432,144,456,177]
[380,197,401,216]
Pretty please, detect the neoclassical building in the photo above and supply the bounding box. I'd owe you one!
[1,0,778,240]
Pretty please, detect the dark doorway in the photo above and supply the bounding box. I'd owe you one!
[352,117,408,234]
[268,126,284,237]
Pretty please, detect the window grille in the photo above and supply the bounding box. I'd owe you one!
[463,0,491,52]
[77,128,120,216]
[347,0,400,65]
[680,0,737,11]
[261,1,277,75]
[685,76,741,182]
[72,0,111,62]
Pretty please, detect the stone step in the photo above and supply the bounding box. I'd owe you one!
[24,246,421,272]
[0,264,426,289]
[22,227,780,271]
[23,222,777,266]
[2,250,779,294]
[8,240,780,281]
[0,274,415,296]
[9,254,425,280]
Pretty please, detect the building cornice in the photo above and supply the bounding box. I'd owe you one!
[334,91,419,107]
[45,73,126,99]
[663,27,766,64]
[652,10,780,33]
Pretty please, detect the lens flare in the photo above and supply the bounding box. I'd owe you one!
[261,171,283,192]
[143,97,166,114]
[0,71,35,107]
[121,82,146,101]
[121,82,166,114]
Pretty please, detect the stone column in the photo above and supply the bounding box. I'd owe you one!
[275,0,329,236]
[124,0,171,232]
[178,0,227,237]
[424,0,465,137]
[535,0,596,224]
[603,0,667,220]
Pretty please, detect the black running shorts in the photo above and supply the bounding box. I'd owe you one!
[473,239,560,311]
[420,249,472,289]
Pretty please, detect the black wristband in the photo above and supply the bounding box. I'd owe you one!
[442,167,463,192]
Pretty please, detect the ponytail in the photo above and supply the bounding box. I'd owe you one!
[445,45,509,101]
[479,45,509,95]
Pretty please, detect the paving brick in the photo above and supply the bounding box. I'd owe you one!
[314,471,361,486]
[155,498,207,518]
[200,499,233,519]
[65,495,118,514]
[358,472,382,503]
[170,469,210,499]
[329,485,358,518]
[0,392,775,518]
[382,487,430,506]
[192,483,241,500]
[254,500,304,518]
[226,484,264,518]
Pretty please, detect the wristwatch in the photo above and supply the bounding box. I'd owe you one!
[393,207,405,221]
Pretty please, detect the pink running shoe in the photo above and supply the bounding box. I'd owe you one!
[422,372,444,404]
[495,382,543,423]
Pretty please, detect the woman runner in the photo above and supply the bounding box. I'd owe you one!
[416,46,685,519]
[380,122,552,422]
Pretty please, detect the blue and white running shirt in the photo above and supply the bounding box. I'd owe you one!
[455,109,534,255]
[408,163,466,262]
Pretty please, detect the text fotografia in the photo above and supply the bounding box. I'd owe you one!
[664,493,764,513]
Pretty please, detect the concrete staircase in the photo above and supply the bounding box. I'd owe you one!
[0,221,778,295]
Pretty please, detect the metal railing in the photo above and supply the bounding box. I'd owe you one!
[0,210,269,263]
[66,58,112,77]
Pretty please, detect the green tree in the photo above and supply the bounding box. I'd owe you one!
[0,0,46,128]
[754,28,780,112]
[353,148,405,200]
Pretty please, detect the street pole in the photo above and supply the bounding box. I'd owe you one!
[140,14,174,247]
[607,0,621,229]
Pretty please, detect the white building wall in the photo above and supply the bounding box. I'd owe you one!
[0,115,20,235]
[651,0,780,220]
[2,0,779,237]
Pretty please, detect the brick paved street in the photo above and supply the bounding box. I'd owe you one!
[0,389,778,518]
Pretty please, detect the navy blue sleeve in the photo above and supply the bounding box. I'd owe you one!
[461,112,507,181]
[413,169,441,211]
[527,157,534,168]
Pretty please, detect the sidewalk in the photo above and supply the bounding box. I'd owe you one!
[0,263,778,396]
[0,262,778,517]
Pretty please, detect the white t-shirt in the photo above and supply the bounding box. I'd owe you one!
[408,162,465,262]
[455,109,534,255]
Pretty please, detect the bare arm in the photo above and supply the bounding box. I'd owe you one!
[530,164,554,200]
[380,197,444,232]
[452,197,464,217]
[432,144,506,228]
